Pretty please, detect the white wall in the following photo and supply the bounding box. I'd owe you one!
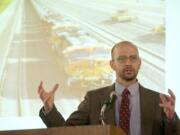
[166,0,180,116]
[0,116,46,131]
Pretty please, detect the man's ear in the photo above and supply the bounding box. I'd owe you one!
[138,58,142,69]
[110,60,115,70]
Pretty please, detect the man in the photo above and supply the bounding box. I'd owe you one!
[38,41,179,135]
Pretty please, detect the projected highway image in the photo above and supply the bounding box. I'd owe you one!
[0,0,166,129]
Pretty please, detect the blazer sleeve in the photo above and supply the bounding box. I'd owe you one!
[39,91,92,127]
[164,113,179,135]
[65,91,91,126]
[39,105,66,127]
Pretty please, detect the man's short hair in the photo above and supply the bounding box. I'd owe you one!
[111,41,139,59]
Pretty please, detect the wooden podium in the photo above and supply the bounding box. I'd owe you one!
[0,125,126,135]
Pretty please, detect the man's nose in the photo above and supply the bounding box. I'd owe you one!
[124,58,132,65]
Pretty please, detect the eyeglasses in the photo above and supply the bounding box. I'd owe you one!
[114,55,139,63]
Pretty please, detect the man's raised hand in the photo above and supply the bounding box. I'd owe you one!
[38,81,59,112]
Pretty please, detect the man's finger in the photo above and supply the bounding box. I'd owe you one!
[39,89,45,99]
[160,94,168,104]
[168,89,176,100]
[159,103,169,109]
[51,84,59,94]
[38,81,43,94]
[43,94,52,104]
[169,96,175,106]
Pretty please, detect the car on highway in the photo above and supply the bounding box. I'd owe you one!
[62,44,114,89]
[111,9,137,22]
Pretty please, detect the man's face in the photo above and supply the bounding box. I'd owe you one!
[110,44,141,81]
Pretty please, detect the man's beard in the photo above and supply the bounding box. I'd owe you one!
[120,70,138,81]
[122,75,137,81]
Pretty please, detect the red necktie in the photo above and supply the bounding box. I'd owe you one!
[119,88,130,134]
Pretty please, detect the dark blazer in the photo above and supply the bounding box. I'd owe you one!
[39,84,179,135]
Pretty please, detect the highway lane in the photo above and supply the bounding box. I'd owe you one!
[0,0,77,117]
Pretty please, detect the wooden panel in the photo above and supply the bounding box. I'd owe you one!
[0,125,126,135]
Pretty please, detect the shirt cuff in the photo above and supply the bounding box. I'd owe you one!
[42,107,53,115]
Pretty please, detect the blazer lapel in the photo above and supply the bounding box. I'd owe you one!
[139,85,155,135]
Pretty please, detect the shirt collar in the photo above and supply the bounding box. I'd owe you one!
[115,81,139,96]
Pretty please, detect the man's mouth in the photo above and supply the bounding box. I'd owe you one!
[124,69,133,74]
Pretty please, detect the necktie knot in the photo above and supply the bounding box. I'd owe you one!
[122,88,130,97]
